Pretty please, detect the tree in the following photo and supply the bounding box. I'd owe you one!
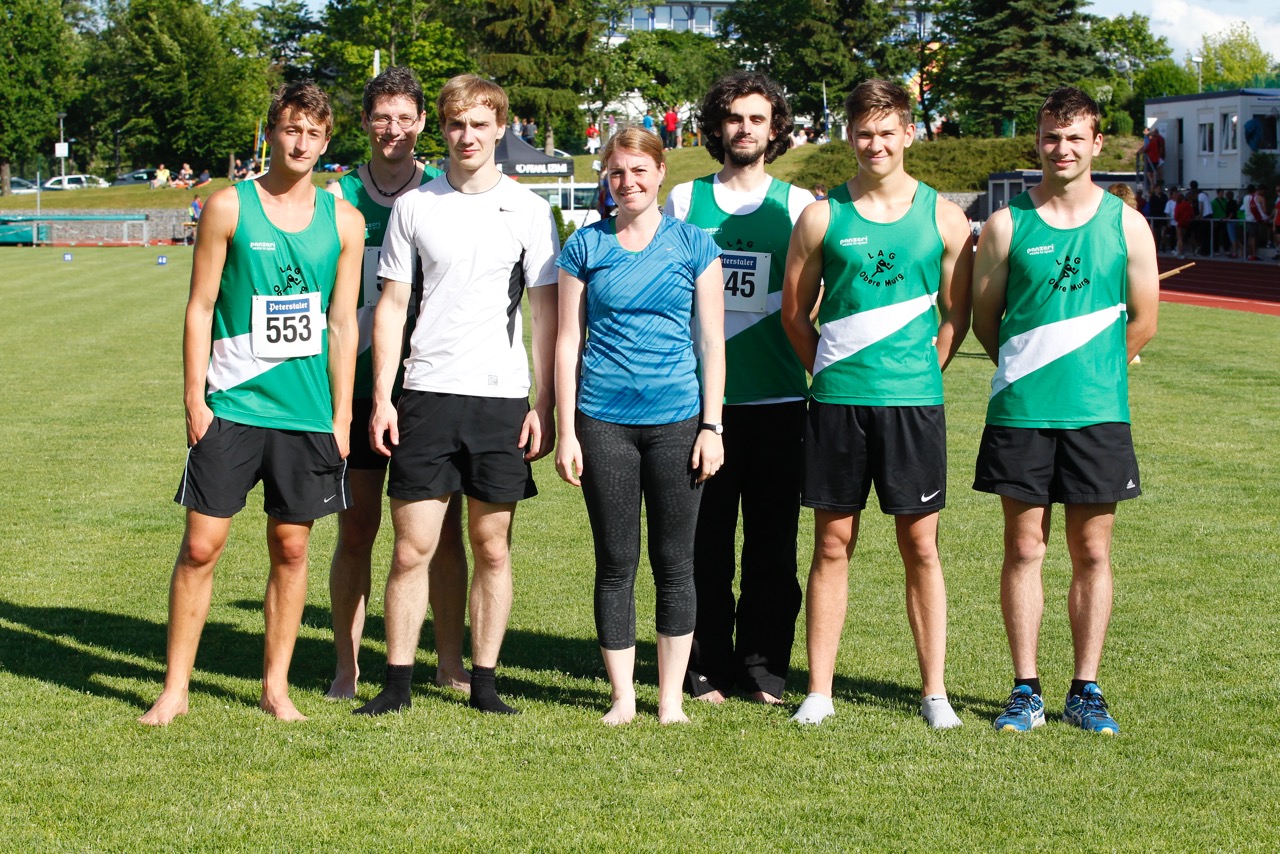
[1128,59,1197,130]
[619,30,734,118]
[258,0,321,84]
[937,0,1100,137]
[1086,12,1170,74]
[315,0,474,162]
[721,0,910,123]
[88,0,269,172]
[0,0,72,191]
[465,0,601,153]
[1190,23,1275,90]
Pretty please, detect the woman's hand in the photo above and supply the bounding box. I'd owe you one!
[556,434,584,487]
[690,431,724,483]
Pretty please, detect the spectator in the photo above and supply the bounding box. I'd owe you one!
[642,109,656,135]
[1244,184,1264,260]
[1189,180,1212,257]
[663,106,678,149]
[1107,183,1137,209]
[1142,125,1165,191]
[188,194,202,222]
[232,159,248,181]
[1224,190,1242,258]
[173,163,194,189]
[151,163,170,189]
[586,122,601,155]
[1172,190,1193,258]
[522,117,537,147]
[811,182,827,201]
[1147,184,1169,250]
[193,168,211,188]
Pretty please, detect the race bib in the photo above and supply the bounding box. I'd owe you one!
[720,251,770,313]
[251,292,324,359]
[361,246,383,308]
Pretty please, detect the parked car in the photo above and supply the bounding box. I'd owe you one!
[113,168,158,186]
[6,177,38,194]
[43,174,110,191]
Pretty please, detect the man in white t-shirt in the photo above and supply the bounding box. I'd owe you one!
[356,74,560,716]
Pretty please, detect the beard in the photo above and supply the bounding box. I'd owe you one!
[725,136,768,167]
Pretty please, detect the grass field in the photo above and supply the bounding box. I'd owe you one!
[1,246,1277,850]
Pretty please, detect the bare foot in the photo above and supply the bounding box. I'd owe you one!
[694,689,727,704]
[601,696,637,726]
[139,690,189,726]
[658,702,689,725]
[435,666,472,696]
[259,693,308,722]
[325,671,358,700]
[746,690,783,705]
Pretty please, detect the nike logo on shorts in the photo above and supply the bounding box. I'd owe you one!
[921,490,941,502]
[324,495,337,503]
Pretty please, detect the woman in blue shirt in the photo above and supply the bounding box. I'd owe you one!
[555,128,725,725]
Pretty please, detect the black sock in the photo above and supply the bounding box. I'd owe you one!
[469,665,518,715]
[1069,679,1096,699]
[353,663,414,716]
[1015,677,1042,697]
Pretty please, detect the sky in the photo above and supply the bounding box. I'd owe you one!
[1084,0,1280,60]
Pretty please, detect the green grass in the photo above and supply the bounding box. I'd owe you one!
[1,247,1277,849]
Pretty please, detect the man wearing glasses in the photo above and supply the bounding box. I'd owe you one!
[326,67,471,703]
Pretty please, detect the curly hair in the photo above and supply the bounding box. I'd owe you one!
[267,80,333,136]
[698,72,793,165]
[362,66,424,117]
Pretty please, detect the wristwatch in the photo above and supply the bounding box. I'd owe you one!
[699,422,724,435]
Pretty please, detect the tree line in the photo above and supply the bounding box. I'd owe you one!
[1,0,1276,190]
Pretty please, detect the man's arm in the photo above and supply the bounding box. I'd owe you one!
[934,197,974,370]
[524,282,559,461]
[182,187,237,446]
[780,201,829,373]
[1121,205,1159,360]
[970,207,1013,364]
[369,276,410,457]
[328,199,364,459]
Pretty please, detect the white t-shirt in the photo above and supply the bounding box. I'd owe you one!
[663,174,814,222]
[379,174,559,398]
[1196,191,1213,218]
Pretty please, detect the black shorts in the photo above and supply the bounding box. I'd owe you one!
[802,402,947,515]
[388,391,537,504]
[347,397,392,471]
[175,417,350,522]
[973,422,1141,505]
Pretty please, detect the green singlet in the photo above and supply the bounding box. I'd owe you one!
[338,162,441,398]
[811,181,944,406]
[986,190,1130,428]
[205,181,340,433]
[684,175,808,404]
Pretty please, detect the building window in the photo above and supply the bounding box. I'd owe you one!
[693,5,712,32]
[1251,114,1279,151]
[1221,113,1238,152]
[1198,121,1214,154]
[671,5,690,32]
[630,6,650,30]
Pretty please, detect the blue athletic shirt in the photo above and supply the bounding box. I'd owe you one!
[557,215,720,426]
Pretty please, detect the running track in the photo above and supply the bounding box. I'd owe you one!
[1157,256,1280,316]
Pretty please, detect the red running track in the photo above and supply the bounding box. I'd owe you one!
[1157,256,1280,316]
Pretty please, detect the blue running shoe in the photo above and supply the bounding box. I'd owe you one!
[993,685,1045,732]
[1063,683,1119,734]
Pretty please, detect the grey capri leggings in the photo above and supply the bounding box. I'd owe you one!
[577,412,702,649]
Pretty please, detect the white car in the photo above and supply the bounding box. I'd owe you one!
[43,174,110,191]
[6,177,38,194]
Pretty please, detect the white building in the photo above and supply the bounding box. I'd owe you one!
[1145,89,1280,190]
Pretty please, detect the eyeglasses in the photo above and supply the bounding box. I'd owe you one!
[369,115,420,130]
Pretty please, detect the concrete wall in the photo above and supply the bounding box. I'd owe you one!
[20,209,194,245]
